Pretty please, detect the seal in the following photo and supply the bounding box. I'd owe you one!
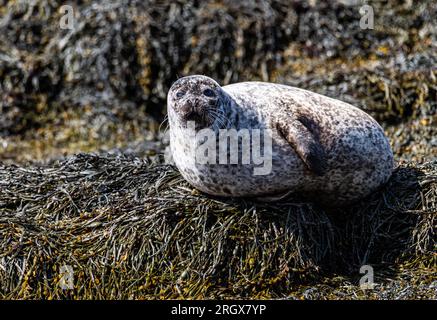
[167,75,394,205]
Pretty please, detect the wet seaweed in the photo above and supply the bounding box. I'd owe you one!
[1,0,436,135]
[0,154,435,299]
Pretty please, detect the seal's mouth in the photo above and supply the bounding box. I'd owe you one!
[176,100,218,128]
[181,110,204,124]
[178,101,205,122]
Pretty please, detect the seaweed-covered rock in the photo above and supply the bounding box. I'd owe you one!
[0,154,435,299]
[277,51,437,123]
[2,0,436,135]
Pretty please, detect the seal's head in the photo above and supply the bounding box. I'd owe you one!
[168,75,224,128]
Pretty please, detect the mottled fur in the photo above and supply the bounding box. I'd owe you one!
[167,75,394,205]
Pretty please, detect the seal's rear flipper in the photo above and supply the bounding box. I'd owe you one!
[276,117,327,176]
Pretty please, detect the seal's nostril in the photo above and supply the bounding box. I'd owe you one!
[180,103,192,115]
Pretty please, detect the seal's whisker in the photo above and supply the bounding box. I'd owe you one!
[207,108,230,129]
[205,109,225,129]
[214,114,227,130]
[159,114,170,137]
[159,114,169,131]
[208,105,231,129]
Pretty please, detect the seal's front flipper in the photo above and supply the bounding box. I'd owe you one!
[276,117,327,176]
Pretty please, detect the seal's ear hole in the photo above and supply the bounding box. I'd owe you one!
[203,89,216,97]
[176,91,185,98]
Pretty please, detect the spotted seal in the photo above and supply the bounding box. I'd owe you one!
[167,75,394,205]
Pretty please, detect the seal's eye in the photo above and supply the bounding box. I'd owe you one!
[203,88,216,97]
[176,91,185,98]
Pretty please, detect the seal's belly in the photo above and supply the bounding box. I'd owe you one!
[171,134,315,197]
[174,162,303,197]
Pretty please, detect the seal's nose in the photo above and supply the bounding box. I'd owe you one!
[180,103,194,118]
[180,99,202,121]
